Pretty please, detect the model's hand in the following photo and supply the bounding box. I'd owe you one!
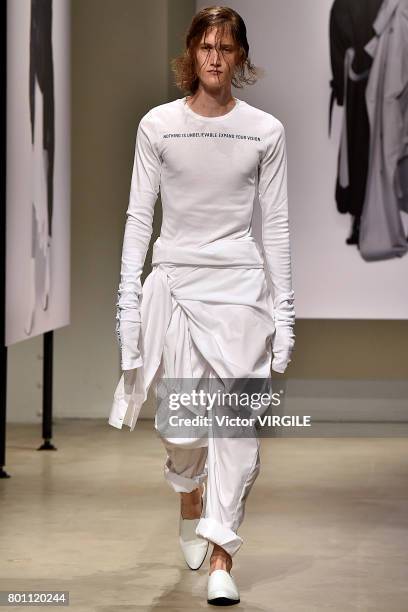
[271,291,296,374]
[271,325,295,373]
[116,319,143,371]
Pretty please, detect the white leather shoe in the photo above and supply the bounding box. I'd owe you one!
[207,569,240,605]
[179,482,209,570]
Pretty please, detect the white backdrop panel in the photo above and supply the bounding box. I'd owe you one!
[197,0,408,319]
[6,0,70,346]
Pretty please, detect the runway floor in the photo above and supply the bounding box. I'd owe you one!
[0,418,407,611]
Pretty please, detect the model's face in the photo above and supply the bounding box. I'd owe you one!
[193,27,239,90]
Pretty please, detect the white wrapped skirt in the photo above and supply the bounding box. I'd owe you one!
[109,235,276,432]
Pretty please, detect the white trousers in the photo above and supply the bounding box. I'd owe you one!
[153,292,261,558]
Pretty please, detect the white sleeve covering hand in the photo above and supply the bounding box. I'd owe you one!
[258,121,296,374]
[115,111,161,371]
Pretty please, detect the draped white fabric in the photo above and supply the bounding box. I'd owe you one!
[109,236,276,430]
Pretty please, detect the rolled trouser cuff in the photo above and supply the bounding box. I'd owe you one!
[163,465,207,493]
[195,516,243,557]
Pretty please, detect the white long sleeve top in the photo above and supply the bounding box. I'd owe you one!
[115,96,295,373]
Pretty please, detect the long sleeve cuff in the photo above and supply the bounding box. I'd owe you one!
[115,317,143,371]
[272,290,295,327]
[271,290,296,373]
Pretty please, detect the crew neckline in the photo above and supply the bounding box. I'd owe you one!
[182,96,240,121]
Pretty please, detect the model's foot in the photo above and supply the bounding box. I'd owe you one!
[209,544,232,575]
[180,483,204,519]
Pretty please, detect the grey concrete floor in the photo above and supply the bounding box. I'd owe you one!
[0,419,407,611]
